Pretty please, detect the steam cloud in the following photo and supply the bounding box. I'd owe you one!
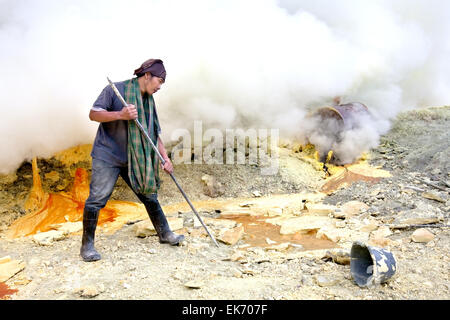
[1,0,449,173]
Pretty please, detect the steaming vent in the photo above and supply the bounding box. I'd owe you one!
[305,100,373,165]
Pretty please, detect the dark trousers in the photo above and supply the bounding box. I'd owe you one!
[84,158,162,215]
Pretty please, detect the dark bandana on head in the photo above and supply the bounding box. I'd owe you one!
[134,58,166,81]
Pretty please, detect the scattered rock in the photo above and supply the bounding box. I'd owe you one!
[231,268,243,278]
[134,220,156,237]
[134,218,183,237]
[167,217,185,231]
[411,229,435,243]
[393,204,443,225]
[50,221,83,234]
[426,241,436,247]
[228,251,245,262]
[252,190,262,197]
[194,217,237,229]
[301,275,313,286]
[285,249,330,261]
[335,220,346,228]
[304,203,336,216]
[401,237,411,244]
[265,242,290,251]
[371,226,392,239]
[180,240,188,247]
[254,256,271,264]
[368,236,397,248]
[184,280,204,289]
[188,227,208,238]
[316,224,370,244]
[316,227,345,243]
[217,225,244,245]
[0,256,26,282]
[289,243,304,250]
[277,216,331,235]
[336,201,369,218]
[323,249,350,265]
[421,192,446,203]
[74,285,104,298]
[265,207,283,217]
[220,210,252,217]
[241,267,257,275]
[239,202,255,208]
[201,174,225,198]
[13,277,32,286]
[359,221,379,232]
[32,230,66,245]
[315,275,339,287]
[127,219,144,225]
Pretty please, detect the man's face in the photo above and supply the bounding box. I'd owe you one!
[144,73,164,95]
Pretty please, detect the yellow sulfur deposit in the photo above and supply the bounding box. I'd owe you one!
[6,158,148,239]
[53,144,92,167]
[321,161,391,194]
[302,143,320,161]
[286,141,391,193]
[24,158,48,213]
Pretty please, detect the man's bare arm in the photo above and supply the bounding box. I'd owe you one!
[89,104,138,123]
[158,136,173,174]
[157,136,170,162]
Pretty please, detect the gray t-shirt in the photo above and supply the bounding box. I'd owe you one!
[90,80,161,167]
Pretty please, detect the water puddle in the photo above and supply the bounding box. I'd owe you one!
[223,215,338,251]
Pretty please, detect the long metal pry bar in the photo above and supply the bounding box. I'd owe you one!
[107,77,219,247]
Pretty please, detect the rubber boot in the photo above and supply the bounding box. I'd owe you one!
[149,207,185,245]
[80,208,101,262]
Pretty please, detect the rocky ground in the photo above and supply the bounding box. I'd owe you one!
[0,106,448,300]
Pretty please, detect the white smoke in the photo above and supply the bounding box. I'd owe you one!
[0,0,449,173]
[301,106,384,164]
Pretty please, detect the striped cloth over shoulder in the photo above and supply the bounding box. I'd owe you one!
[124,77,161,194]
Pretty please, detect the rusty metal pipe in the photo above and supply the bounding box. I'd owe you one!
[308,101,372,164]
[315,102,370,130]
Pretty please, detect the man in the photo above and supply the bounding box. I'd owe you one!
[81,58,184,262]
